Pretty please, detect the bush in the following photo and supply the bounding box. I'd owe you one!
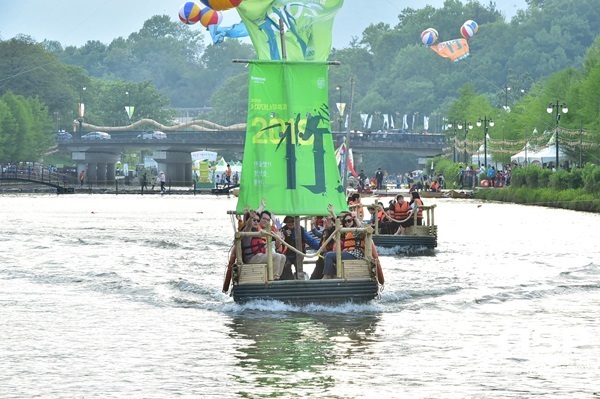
[582,163,600,194]
[549,170,579,190]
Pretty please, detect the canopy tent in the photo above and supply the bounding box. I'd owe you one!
[510,142,534,165]
[527,145,568,165]
[470,151,495,167]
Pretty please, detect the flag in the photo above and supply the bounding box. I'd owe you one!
[383,114,389,129]
[360,113,368,128]
[423,116,429,131]
[390,115,395,129]
[367,115,373,129]
[402,114,408,130]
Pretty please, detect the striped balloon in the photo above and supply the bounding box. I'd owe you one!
[420,28,438,46]
[200,7,223,27]
[461,20,478,38]
[200,0,243,11]
[179,2,202,25]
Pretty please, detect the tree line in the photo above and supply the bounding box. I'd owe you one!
[0,0,599,168]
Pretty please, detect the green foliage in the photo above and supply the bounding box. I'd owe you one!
[549,169,583,190]
[581,162,600,193]
[476,185,600,212]
[0,92,53,163]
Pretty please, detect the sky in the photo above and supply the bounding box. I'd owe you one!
[0,0,527,50]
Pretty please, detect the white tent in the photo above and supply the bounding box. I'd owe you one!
[528,145,568,165]
[510,142,534,165]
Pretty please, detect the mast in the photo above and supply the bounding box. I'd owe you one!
[342,76,355,192]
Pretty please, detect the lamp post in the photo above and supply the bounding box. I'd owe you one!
[525,128,538,166]
[477,117,494,168]
[462,120,473,164]
[78,86,86,138]
[546,100,568,169]
[447,120,463,163]
[126,90,130,120]
[336,85,344,133]
[503,84,511,112]
[54,111,60,131]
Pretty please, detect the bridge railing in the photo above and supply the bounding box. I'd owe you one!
[1,165,71,187]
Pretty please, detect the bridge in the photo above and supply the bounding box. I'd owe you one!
[55,130,447,186]
[0,166,74,194]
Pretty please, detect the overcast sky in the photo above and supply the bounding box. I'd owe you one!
[0,0,527,49]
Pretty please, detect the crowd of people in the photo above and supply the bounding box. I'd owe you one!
[236,199,370,281]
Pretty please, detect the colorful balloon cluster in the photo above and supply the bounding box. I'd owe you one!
[179,1,238,27]
[420,20,478,45]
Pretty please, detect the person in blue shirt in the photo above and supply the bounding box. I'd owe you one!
[279,215,321,280]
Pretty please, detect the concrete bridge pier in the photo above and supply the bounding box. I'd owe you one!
[153,150,193,186]
[73,152,120,186]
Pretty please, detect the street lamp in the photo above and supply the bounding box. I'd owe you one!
[525,128,538,166]
[447,119,464,163]
[503,84,511,112]
[546,100,568,169]
[462,121,473,164]
[336,85,344,133]
[78,86,86,138]
[477,117,494,168]
[125,90,133,120]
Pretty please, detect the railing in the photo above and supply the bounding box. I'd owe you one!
[0,165,71,188]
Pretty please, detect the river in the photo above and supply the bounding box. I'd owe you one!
[1,194,598,398]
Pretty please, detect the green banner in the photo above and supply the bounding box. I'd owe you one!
[236,0,344,61]
[236,61,347,216]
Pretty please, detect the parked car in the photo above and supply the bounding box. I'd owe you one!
[55,131,73,141]
[81,131,111,140]
[137,131,167,140]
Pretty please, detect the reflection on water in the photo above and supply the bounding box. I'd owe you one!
[226,309,381,395]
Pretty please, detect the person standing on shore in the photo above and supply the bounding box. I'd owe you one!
[79,171,84,188]
[141,172,148,192]
[159,171,166,194]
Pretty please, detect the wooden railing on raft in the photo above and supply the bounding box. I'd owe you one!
[365,203,437,236]
[232,222,377,283]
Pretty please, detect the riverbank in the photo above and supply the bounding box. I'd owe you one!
[0,183,222,196]
[474,186,600,213]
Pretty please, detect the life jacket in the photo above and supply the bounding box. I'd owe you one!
[259,224,283,252]
[412,198,424,219]
[377,209,386,222]
[241,229,266,262]
[394,201,410,220]
[342,232,365,259]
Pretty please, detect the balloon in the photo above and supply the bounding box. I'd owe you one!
[421,28,438,46]
[179,1,202,25]
[461,20,478,38]
[200,0,243,11]
[200,7,223,27]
